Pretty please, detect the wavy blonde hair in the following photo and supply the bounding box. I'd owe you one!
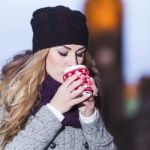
[0,48,50,148]
[0,48,100,148]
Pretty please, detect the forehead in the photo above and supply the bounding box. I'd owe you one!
[65,44,85,49]
[49,44,86,54]
[57,44,86,52]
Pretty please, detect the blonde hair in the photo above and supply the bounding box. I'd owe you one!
[0,48,100,148]
[0,48,49,147]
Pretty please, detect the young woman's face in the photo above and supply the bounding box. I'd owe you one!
[46,44,86,83]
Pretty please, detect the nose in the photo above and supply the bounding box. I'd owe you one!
[68,54,78,66]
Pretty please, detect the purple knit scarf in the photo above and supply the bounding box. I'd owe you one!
[33,74,81,128]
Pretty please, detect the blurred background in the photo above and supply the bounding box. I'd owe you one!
[0,0,150,149]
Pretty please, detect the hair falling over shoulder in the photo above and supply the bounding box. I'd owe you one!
[0,49,50,147]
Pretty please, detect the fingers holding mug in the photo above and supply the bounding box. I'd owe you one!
[89,77,99,96]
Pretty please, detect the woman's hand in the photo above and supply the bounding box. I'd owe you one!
[49,74,91,113]
[78,77,99,117]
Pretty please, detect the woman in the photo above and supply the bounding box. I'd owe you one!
[0,6,116,150]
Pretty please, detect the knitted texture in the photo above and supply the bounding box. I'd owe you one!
[31,6,89,52]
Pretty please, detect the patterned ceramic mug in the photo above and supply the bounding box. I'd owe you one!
[63,65,93,96]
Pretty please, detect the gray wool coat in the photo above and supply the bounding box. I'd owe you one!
[0,105,116,150]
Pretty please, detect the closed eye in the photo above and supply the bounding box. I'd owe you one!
[58,52,68,56]
[76,52,85,57]
[76,49,86,57]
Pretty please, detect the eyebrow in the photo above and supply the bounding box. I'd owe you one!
[62,45,86,52]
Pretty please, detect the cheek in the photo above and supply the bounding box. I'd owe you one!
[46,53,59,66]
[46,52,64,73]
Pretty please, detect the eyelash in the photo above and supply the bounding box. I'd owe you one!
[58,52,85,57]
[77,53,85,57]
[58,52,67,56]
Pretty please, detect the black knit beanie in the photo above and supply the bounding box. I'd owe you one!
[31,6,89,52]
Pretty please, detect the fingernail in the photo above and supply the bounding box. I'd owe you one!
[90,77,93,81]
[86,93,92,97]
[83,84,88,88]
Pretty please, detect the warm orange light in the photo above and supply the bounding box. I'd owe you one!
[84,0,122,33]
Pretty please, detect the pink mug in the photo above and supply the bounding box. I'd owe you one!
[63,65,93,95]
